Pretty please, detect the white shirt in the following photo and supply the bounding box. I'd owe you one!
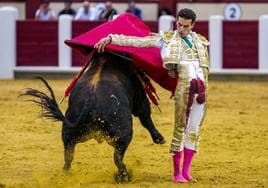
[35,9,56,21]
[74,7,98,21]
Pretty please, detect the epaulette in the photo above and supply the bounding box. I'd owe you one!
[197,33,210,46]
[160,31,175,43]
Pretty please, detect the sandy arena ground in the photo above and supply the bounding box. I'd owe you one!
[0,79,267,188]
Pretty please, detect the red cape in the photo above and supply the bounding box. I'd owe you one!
[65,13,177,92]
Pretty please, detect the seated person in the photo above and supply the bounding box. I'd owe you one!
[158,7,174,18]
[35,0,56,21]
[125,0,142,19]
[99,1,118,21]
[58,0,76,17]
[74,0,98,21]
[95,3,106,19]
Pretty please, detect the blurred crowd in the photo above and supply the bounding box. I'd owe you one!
[35,0,143,21]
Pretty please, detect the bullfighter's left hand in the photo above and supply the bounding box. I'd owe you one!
[94,36,112,53]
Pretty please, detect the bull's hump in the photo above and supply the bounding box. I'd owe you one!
[88,60,105,89]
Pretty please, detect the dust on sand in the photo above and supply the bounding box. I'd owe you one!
[0,79,267,187]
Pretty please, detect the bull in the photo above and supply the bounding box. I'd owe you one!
[21,52,165,182]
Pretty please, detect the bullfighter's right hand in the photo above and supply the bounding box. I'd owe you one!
[94,36,112,53]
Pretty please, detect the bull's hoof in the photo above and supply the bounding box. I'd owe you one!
[114,171,130,183]
[153,137,166,144]
[152,133,166,144]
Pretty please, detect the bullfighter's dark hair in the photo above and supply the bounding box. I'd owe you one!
[177,8,196,23]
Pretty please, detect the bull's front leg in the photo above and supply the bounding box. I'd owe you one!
[139,114,165,144]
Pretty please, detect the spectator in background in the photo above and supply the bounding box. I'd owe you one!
[99,1,118,21]
[158,7,174,18]
[58,0,76,17]
[95,3,106,20]
[35,0,56,21]
[74,0,98,21]
[126,0,142,19]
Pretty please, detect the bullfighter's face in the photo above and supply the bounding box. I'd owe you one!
[176,17,195,37]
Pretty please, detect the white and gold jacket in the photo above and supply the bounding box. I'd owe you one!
[109,30,209,71]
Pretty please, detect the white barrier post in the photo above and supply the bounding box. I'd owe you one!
[58,15,72,68]
[0,7,18,79]
[259,15,268,71]
[158,15,175,32]
[209,15,224,72]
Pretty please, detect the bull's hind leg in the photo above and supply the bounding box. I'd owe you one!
[114,143,130,183]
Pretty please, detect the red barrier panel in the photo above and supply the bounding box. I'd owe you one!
[16,20,58,66]
[15,20,258,69]
[223,21,258,69]
[194,21,209,39]
[144,21,158,33]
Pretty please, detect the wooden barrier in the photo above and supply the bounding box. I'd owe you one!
[17,20,58,66]
[223,21,258,69]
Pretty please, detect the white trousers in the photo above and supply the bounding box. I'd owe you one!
[170,61,207,153]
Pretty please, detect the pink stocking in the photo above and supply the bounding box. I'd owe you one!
[182,148,196,181]
[172,151,188,183]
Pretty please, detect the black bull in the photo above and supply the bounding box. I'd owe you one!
[21,52,165,182]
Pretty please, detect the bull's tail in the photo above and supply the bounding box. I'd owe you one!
[20,77,73,127]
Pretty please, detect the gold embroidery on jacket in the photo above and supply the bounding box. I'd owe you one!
[161,31,209,70]
[110,34,159,48]
[192,33,209,69]
[170,65,190,153]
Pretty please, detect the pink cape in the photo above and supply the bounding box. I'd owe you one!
[65,13,177,92]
